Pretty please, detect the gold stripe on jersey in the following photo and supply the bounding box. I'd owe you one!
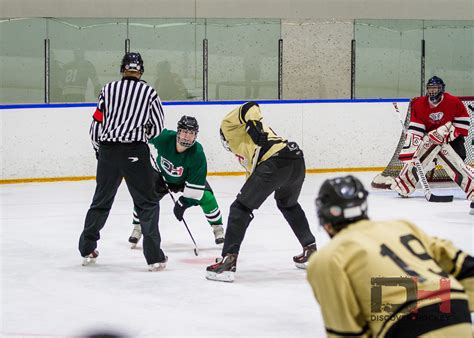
[306,219,473,338]
[221,104,286,175]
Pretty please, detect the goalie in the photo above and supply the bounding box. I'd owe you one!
[391,76,473,213]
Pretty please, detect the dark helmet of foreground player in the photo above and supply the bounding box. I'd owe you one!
[120,52,144,74]
[177,115,199,147]
[315,175,369,230]
[426,76,445,103]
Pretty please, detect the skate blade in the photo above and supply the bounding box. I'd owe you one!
[81,257,97,266]
[470,209,474,215]
[148,262,166,271]
[295,262,307,270]
[205,271,234,282]
[129,242,138,249]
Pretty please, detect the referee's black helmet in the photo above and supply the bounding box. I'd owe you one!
[120,52,144,74]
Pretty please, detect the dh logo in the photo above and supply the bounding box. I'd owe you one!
[371,276,451,315]
[160,157,184,177]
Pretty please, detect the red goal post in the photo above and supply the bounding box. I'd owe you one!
[371,96,474,189]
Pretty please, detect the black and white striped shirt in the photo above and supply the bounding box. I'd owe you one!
[89,76,165,151]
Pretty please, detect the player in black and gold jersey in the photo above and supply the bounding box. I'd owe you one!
[206,102,317,282]
[308,175,473,338]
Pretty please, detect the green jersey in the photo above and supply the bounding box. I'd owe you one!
[150,129,207,203]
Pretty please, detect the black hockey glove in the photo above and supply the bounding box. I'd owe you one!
[245,120,268,146]
[154,171,168,195]
[167,183,184,193]
[173,196,192,221]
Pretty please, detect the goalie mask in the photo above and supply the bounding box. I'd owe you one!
[426,76,445,104]
[316,175,368,230]
[177,115,199,148]
[120,52,144,74]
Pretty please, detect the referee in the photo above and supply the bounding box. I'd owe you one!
[79,52,167,271]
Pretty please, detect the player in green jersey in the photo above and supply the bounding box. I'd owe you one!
[128,115,225,247]
[308,175,473,338]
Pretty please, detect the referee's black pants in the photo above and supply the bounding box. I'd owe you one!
[79,142,166,264]
[222,142,316,256]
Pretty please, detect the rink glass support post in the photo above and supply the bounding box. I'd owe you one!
[420,39,425,96]
[351,39,356,99]
[125,38,130,54]
[44,39,50,104]
[203,38,208,102]
[278,38,283,100]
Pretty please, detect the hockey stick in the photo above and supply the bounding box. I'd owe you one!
[150,153,199,256]
[392,102,453,202]
[166,188,199,256]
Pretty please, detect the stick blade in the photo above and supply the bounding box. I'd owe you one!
[427,194,454,203]
[194,248,199,256]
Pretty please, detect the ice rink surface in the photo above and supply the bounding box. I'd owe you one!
[1,172,473,337]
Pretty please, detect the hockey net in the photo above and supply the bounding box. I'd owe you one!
[372,96,474,189]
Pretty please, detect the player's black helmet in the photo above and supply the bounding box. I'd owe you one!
[315,175,368,229]
[426,76,445,103]
[177,115,199,147]
[120,52,144,74]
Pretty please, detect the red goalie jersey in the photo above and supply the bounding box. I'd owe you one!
[408,93,470,137]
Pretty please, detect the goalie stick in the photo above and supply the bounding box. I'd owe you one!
[392,102,453,202]
[150,153,199,256]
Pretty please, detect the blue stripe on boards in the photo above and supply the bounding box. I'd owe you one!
[0,98,411,110]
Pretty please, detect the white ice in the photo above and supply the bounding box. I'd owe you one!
[1,172,473,337]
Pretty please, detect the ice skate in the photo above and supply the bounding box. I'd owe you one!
[206,254,237,282]
[148,256,168,271]
[128,223,142,249]
[211,224,225,245]
[293,243,317,269]
[82,249,99,266]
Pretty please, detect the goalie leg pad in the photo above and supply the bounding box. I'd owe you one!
[391,139,441,197]
[437,144,474,200]
[392,163,418,196]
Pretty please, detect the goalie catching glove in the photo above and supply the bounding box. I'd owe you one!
[428,122,460,145]
[399,132,423,162]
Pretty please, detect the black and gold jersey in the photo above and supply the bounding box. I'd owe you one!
[307,219,473,338]
[220,103,286,175]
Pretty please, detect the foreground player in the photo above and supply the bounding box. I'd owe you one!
[308,175,473,337]
[128,116,225,247]
[206,102,317,282]
[391,76,473,213]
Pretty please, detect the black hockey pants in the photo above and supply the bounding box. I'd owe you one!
[222,142,316,255]
[79,142,166,264]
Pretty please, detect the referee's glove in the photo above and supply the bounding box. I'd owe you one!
[173,197,192,221]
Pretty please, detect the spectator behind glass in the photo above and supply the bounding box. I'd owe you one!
[154,60,188,101]
[63,49,101,102]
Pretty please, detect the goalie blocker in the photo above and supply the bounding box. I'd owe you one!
[391,134,474,203]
